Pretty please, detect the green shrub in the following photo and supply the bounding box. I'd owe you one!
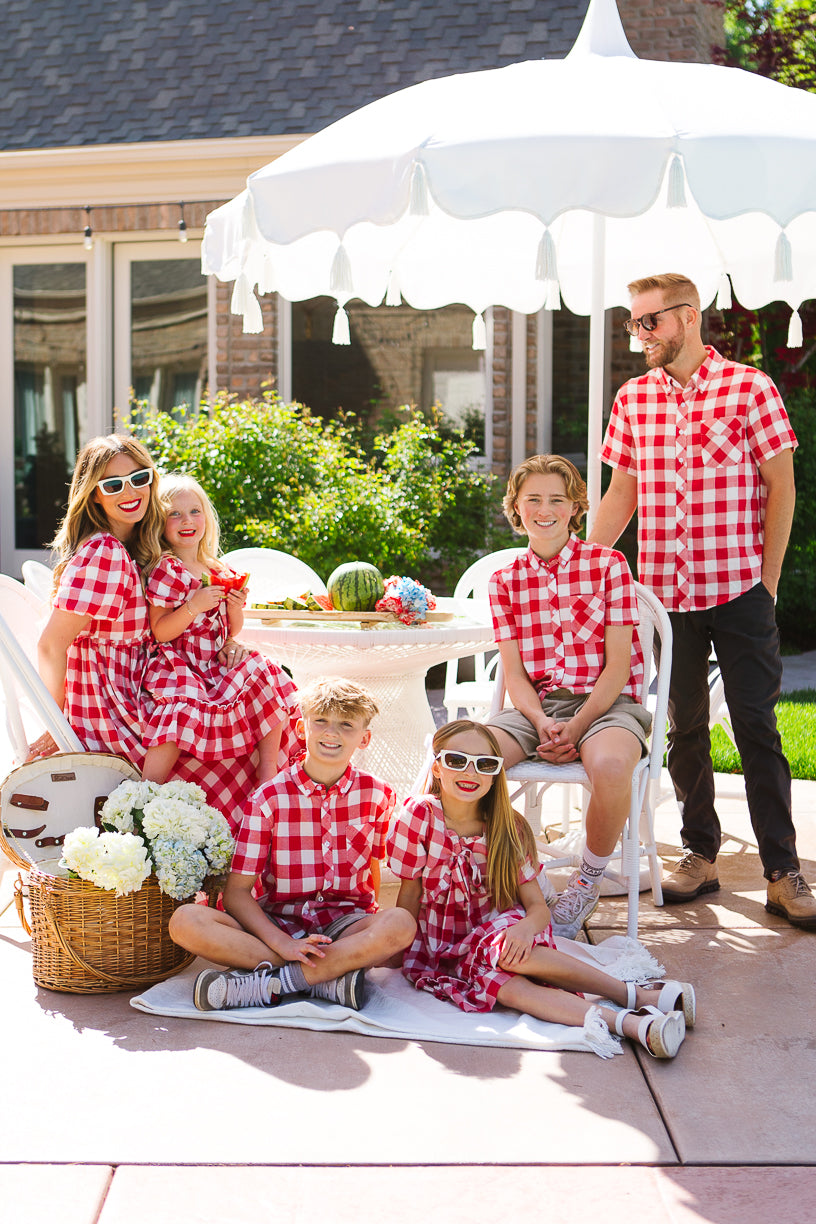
[776,391,816,648]
[123,392,507,590]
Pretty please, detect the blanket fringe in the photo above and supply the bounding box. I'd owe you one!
[594,935,665,984]
[582,1005,621,1059]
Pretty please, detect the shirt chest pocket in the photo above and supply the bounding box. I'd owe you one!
[698,415,744,467]
[565,593,606,645]
[342,820,374,874]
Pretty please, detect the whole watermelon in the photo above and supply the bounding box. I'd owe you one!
[327,562,385,611]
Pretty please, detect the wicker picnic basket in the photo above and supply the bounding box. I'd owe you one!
[1,752,202,994]
[20,866,194,994]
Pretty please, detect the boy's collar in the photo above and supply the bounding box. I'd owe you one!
[294,756,356,795]
[526,533,578,570]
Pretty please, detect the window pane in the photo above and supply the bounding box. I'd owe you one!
[13,263,86,549]
[130,260,207,415]
[292,299,485,451]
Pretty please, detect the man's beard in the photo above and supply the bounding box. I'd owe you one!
[643,333,683,370]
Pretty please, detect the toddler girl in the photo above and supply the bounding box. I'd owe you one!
[388,719,696,1059]
[142,474,299,791]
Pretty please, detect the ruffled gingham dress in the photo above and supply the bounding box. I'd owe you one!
[54,533,154,762]
[142,554,299,772]
[387,795,556,1013]
[54,535,276,826]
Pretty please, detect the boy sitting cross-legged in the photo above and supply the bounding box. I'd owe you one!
[169,677,416,1011]
[486,454,652,939]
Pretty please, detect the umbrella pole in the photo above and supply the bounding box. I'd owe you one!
[587,212,606,528]
[586,213,606,529]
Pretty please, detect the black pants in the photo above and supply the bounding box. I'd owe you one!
[667,582,797,878]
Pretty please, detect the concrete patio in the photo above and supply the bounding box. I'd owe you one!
[2,661,814,1222]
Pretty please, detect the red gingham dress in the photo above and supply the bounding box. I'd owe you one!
[387,795,556,1013]
[54,533,154,762]
[54,534,265,827]
[142,554,299,770]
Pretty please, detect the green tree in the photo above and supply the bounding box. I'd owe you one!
[713,0,816,90]
[124,393,507,591]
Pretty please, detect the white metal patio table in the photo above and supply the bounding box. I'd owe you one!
[240,597,493,799]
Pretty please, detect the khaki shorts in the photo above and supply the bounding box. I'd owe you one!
[486,690,652,760]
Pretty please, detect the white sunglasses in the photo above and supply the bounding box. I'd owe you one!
[96,467,154,496]
[435,749,504,776]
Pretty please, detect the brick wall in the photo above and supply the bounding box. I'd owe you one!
[215,280,278,398]
[0,201,215,239]
[618,0,724,63]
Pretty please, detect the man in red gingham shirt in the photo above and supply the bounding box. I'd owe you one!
[486,454,653,939]
[169,679,417,1011]
[591,272,814,929]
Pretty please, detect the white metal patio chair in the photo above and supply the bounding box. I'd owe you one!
[0,576,82,766]
[21,560,55,606]
[488,582,672,939]
[443,547,525,721]
[221,547,328,605]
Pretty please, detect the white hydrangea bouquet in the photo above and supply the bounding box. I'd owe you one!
[60,779,235,901]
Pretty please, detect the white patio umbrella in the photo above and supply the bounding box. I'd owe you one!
[203,0,816,510]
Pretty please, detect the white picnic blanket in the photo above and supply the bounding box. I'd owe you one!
[130,935,664,1059]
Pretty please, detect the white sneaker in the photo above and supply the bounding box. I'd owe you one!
[550,871,601,939]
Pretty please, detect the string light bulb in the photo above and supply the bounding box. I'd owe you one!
[178,201,188,243]
[83,206,93,251]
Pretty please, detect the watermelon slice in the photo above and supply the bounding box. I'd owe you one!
[312,592,335,612]
[201,568,249,593]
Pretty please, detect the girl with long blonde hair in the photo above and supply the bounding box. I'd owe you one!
[388,720,696,1059]
[141,473,299,786]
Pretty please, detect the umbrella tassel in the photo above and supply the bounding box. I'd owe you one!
[409,162,430,216]
[774,232,793,282]
[786,308,803,348]
[536,230,558,281]
[716,273,732,310]
[332,304,351,345]
[667,155,686,208]
[472,312,487,350]
[258,251,276,296]
[230,275,264,334]
[330,244,354,295]
[385,269,402,306]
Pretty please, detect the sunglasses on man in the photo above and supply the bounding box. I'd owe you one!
[435,750,504,776]
[623,303,692,337]
[96,468,154,496]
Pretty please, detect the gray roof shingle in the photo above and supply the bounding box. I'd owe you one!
[0,0,590,150]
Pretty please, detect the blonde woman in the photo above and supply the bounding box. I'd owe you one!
[35,434,164,764]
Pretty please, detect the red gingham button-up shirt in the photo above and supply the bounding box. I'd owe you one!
[489,536,644,699]
[601,347,798,613]
[230,759,395,935]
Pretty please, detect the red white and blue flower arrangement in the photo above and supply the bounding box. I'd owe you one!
[375,575,437,626]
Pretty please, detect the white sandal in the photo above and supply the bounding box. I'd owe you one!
[623,979,696,1028]
[614,1005,686,1059]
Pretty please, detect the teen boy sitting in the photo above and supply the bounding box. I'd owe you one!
[486,454,652,939]
[169,677,416,1011]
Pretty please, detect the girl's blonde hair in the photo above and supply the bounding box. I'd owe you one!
[430,720,538,912]
[502,453,589,536]
[51,434,164,584]
[157,473,221,571]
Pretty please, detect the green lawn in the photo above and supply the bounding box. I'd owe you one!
[710,689,816,781]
